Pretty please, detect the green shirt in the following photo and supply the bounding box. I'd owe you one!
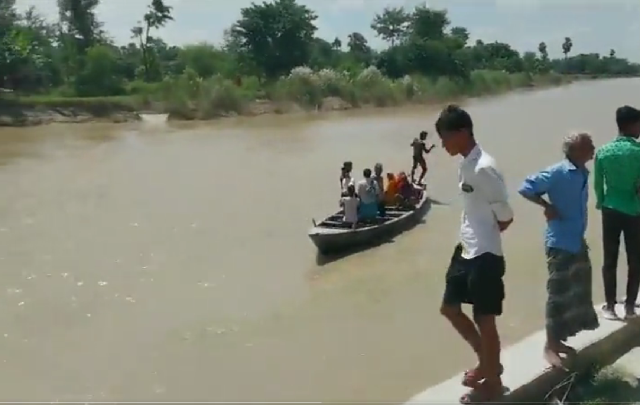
[594,136,640,216]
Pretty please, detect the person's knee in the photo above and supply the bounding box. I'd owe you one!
[440,304,461,319]
[473,312,498,333]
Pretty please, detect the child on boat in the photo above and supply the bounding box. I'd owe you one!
[339,184,359,229]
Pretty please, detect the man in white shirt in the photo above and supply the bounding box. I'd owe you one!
[436,105,514,404]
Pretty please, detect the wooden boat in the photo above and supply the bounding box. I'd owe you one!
[308,189,430,255]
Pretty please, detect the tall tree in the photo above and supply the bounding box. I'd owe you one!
[449,26,469,47]
[370,7,409,46]
[232,0,317,79]
[57,0,103,54]
[131,0,173,82]
[406,6,449,41]
[331,37,341,50]
[538,41,548,60]
[347,32,372,66]
[562,37,573,59]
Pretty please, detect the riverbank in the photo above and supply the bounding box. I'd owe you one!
[0,69,585,127]
[406,303,640,405]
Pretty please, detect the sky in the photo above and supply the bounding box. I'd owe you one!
[14,0,640,62]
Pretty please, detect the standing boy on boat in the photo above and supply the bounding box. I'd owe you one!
[340,161,354,196]
[595,105,640,320]
[436,104,513,404]
[518,133,599,368]
[410,130,435,186]
[373,163,386,216]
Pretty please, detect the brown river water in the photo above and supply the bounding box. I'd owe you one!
[0,78,638,402]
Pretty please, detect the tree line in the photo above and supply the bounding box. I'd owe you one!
[1,0,638,98]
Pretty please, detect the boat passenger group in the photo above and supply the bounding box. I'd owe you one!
[377,103,640,403]
[338,132,433,229]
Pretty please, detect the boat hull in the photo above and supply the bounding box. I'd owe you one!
[308,193,430,255]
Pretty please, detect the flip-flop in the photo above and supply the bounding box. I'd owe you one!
[462,364,504,388]
[459,382,507,404]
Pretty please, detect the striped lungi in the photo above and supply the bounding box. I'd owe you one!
[545,241,600,342]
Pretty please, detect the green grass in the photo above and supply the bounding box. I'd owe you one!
[550,365,640,405]
[3,68,571,122]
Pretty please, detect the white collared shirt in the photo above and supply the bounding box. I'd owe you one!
[458,145,513,258]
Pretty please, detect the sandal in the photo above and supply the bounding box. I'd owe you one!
[462,363,504,388]
[459,381,506,404]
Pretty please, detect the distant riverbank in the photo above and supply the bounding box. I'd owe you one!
[0,70,618,127]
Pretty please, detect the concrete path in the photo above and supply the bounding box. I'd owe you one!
[404,303,640,404]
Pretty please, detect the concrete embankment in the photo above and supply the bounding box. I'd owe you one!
[405,303,640,404]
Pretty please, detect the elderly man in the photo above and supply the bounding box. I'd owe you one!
[518,133,599,368]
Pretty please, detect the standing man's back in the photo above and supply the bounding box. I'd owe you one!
[594,105,640,320]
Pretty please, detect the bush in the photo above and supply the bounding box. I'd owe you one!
[123,66,570,120]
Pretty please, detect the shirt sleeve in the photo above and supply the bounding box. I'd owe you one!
[593,153,604,209]
[518,168,554,198]
[476,166,514,222]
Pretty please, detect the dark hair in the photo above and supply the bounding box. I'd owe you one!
[436,104,473,137]
[347,184,356,195]
[419,130,428,140]
[363,168,372,178]
[616,105,640,133]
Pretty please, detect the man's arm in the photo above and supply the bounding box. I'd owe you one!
[593,153,604,210]
[477,167,514,230]
[518,169,553,209]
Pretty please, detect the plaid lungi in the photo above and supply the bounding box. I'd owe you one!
[546,241,600,342]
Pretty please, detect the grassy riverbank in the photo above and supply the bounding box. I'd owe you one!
[1,68,570,127]
[550,366,640,405]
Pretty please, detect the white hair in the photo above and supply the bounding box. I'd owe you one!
[562,132,592,156]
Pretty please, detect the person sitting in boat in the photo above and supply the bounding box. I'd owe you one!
[373,163,385,216]
[397,171,419,208]
[356,168,380,220]
[340,161,354,196]
[384,172,400,206]
[339,184,359,229]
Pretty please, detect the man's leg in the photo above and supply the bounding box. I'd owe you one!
[440,245,482,359]
[622,213,640,318]
[417,158,427,185]
[544,248,578,368]
[410,158,418,183]
[470,254,506,397]
[602,208,623,318]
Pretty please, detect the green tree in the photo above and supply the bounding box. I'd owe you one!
[538,42,548,60]
[131,0,173,82]
[232,0,317,79]
[407,6,449,41]
[331,37,341,50]
[562,37,573,59]
[73,44,125,96]
[370,7,409,46]
[449,26,470,47]
[346,32,372,65]
[609,49,616,58]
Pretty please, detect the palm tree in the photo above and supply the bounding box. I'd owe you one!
[562,37,573,59]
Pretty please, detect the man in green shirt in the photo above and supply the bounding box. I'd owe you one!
[594,105,640,320]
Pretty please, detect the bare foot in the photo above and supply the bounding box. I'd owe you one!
[544,345,566,369]
[557,342,577,356]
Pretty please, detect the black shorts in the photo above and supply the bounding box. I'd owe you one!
[442,244,506,317]
[412,155,426,169]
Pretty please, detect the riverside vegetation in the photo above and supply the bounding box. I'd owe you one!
[1,0,639,125]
